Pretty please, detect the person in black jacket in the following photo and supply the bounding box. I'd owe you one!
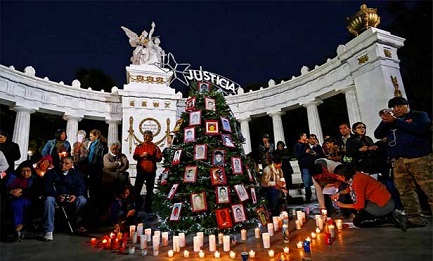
[0,130,21,174]
[43,156,87,241]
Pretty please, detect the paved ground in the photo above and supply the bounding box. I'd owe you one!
[1,201,432,261]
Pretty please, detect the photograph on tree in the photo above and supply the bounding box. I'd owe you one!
[194,144,207,160]
[221,134,235,148]
[216,186,231,204]
[231,204,247,223]
[167,183,179,200]
[191,192,208,212]
[205,120,219,135]
[231,157,243,174]
[234,184,249,202]
[185,97,196,112]
[184,126,196,143]
[220,116,232,133]
[189,110,202,126]
[183,165,198,183]
[210,167,227,185]
[172,149,182,165]
[198,81,211,93]
[212,149,225,166]
[205,97,216,111]
[215,208,233,229]
[169,202,182,221]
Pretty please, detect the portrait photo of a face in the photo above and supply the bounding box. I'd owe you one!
[183,166,197,183]
[216,186,230,204]
[220,116,232,133]
[172,149,182,165]
[231,204,246,223]
[184,127,196,143]
[212,149,225,166]
[170,203,182,221]
[205,97,216,111]
[231,157,243,174]
[167,183,179,200]
[191,192,207,212]
[221,134,235,148]
[234,184,249,202]
[189,110,202,126]
[194,144,207,160]
[198,81,210,93]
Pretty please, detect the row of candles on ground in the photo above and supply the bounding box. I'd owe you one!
[90,209,344,257]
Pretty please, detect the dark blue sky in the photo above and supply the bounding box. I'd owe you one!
[1,1,391,91]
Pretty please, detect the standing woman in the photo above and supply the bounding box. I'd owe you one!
[346,122,380,174]
[274,141,294,191]
[0,130,21,174]
[41,129,71,169]
[87,129,108,208]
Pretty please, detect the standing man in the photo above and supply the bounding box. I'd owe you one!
[374,96,432,229]
[258,134,274,169]
[133,130,162,213]
[336,123,352,163]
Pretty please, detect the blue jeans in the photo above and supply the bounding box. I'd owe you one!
[44,196,87,232]
[301,168,313,201]
[11,198,32,227]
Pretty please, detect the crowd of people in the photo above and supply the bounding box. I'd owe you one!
[256,96,431,231]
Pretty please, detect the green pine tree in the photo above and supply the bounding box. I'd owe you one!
[153,81,267,235]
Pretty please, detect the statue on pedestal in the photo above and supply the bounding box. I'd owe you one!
[121,22,165,66]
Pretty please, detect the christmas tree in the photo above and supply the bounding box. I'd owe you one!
[153,81,267,235]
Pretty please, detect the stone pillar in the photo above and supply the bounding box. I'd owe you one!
[303,100,324,143]
[269,111,285,145]
[11,106,35,163]
[341,86,362,125]
[63,115,82,146]
[238,117,252,155]
[106,119,121,145]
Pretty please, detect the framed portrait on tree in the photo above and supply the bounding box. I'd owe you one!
[184,127,196,143]
[231,204,247,223]
[183,165,198,183]
[215,186,231,204]
[205,97,216,111]
[250,187,257,204]
[210,167,227,185]
[205,120,219,135]
[172,149,182,165]
[231,157,243,174]
[194,144,207,160]
[246,166,254,182]
[212,149,225,166]
[167,183,179,200]
[256,206,270,226]
[220,116,232,133]
[185,97,196,112]
[189,110,202,126]
[198,81,211,93]
[191,191,208,212]
[169,202,182,221]
[234,184,249,202]
[215,208,233,230]
[221,134,235,148]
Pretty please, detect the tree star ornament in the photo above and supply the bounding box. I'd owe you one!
[155,52,191,86]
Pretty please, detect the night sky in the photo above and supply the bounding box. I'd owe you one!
[1,0,392,91]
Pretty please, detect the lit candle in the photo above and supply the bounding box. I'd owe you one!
[241,229,247,241]
[197,232,204,247]
[296,241,303,248]
[173,236,180,252]
[315,215,321,226]
[316,227,321,233]
[311,232,317,239]
[90,238,97,245]
[249,250,255,258]
[129,225,136,236]
[254,227,261,238]
[292,208,296,217]
[267,223,274,236]
[283,247,290,254]
[329,224,336,238]
[321,209,328,217]
[296,210,303,223]
[161,232,169,246]
[154,230,161,244]
[128,246,135,255]
[223,235,230,252]
[145,228,152,242]
[137,223,144,235]
[268,250,275,257]
[209,234,216,251]
[218,233,223,244]
[132,231,137,245]
[214,251,221,258]
[198,250,205,258]
[153,236,160,256]
[117,232,122,240]
[295,220,301,230]
[193,236,200,252]
[335,219,343,230]
[183,250,190,258]
[229,251,236,259]
[167,250,174,257]
[179,233,186,247]
[262,232,270,248]
[140,234,147,249]
[272,216,279,230]
[317,218,324,230]
[302,212,306,223]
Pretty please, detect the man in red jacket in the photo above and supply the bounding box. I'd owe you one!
[133,131,162,213]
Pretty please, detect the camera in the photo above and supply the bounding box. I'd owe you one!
[63,194,71,203]
[379,108,394,116]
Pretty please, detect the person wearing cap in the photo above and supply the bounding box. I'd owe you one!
[374,96,432,230]
[133,130,162,213]
[258,133,275,168]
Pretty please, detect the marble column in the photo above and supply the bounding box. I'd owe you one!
[269,111,285,145]
[11,106,35,164]
[341,86,362,125]
[63,115,82,146]
[238,117,252,155]
[303,100,324,143]
[106,119,121,145]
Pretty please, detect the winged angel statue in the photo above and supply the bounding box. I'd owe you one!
[121,22,165,66]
